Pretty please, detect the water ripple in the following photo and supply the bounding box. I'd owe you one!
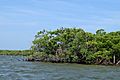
[0,55,120,80]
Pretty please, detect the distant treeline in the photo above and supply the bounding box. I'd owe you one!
[28,28,120,65]
[0,50,32,56]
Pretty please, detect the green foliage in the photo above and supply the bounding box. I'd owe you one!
[0,50,32,56]
[30,28,120,64]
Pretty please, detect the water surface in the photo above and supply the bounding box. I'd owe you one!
[0,55,120,80]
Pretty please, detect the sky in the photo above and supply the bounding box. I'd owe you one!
[0,0,120,50]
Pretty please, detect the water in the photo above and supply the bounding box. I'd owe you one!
[0,55,120,80]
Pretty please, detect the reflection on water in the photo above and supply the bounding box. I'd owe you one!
[0,55,120,80]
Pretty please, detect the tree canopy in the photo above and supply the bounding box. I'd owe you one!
[30,28,120,65]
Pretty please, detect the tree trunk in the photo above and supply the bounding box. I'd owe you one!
[113,55,115,64]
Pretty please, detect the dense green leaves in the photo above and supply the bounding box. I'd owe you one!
[31,28,120,64]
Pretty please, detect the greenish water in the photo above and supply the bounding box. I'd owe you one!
[0,55,120,80]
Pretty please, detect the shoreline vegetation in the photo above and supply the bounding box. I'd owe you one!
[0,28,120,66]
[0,50,32,56]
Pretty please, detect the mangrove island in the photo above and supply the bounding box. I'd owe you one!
[25,28,120,65]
